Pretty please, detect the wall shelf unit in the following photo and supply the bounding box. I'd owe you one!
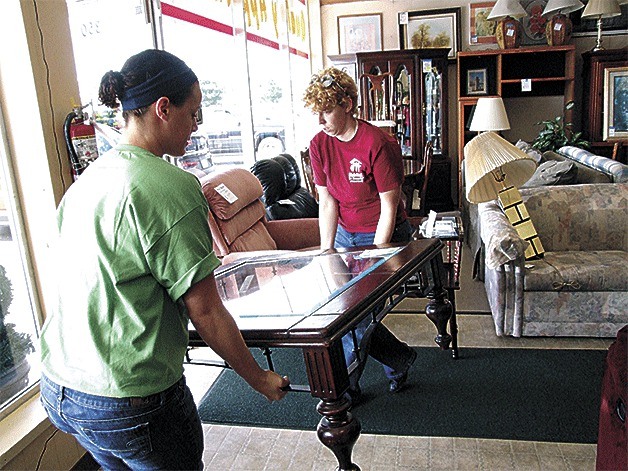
[456,45,576,204]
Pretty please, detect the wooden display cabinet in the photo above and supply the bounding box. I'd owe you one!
[456,45,576,204]
[581,48,627,163]
[354,48,454,213]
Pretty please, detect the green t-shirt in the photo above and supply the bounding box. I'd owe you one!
[40,145,221,397]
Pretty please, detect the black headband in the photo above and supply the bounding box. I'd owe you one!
[121,65,197,111]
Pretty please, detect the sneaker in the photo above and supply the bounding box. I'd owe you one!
[388,348,417,393]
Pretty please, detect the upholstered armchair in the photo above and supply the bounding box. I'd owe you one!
[199,168,320,259]
[479,183,628,338]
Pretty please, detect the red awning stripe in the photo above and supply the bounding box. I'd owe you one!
[161,2,233,36]
[161,2,308,58]
[246,31,279,50]
[289,46,308,59]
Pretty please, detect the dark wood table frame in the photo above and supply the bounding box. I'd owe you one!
[189,239,454,471]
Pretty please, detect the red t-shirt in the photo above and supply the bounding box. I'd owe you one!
[309,120,406,233]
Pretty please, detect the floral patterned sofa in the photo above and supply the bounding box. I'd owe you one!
[463,145,628,280]
[478,182,628,338]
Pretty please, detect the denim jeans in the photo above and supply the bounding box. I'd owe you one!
[335,219,415,385]
[334,219,413,250]
[40,374,204,471]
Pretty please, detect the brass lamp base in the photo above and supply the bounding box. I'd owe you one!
[498,186,545,259]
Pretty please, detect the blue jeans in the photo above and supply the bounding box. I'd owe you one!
[335,220,414,385]
[334,219,413,250]
[40,374,204,471]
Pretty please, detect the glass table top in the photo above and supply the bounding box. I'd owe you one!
[214,247,403,332]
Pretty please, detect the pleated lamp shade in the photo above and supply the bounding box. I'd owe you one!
[464,132,537,203]
[581,0,621,17]
[543,0,584,15]
[488,0,528,19]
[469,97,511,132]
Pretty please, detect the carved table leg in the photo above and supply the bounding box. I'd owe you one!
[317,396,362,471]
[447,287,459,359]
[304,344,362,471]
[426,286,453,350]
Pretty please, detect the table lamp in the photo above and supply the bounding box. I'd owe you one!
[469,97,511,133]
[464,132,544,259]
[542,0,584,45]
[580,0,622,51]
[488,0,528,49]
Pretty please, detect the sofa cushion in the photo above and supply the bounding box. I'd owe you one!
[522,183,628,252]
[524,250,628,291]
[558,146,628,183]
[521,160,578,188]
[542,151,612,184]
[515,140,543,164]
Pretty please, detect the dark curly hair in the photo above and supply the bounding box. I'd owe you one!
[98,49,195,122]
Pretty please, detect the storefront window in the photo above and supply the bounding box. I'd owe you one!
[0,105,40,417]
[67,0,313,178]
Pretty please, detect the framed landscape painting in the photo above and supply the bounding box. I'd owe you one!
[399,7,461,60]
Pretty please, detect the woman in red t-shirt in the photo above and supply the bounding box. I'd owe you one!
[303,68,417,399]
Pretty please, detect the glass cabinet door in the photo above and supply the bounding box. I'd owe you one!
[393,64,412,157]
[421,59,443,156]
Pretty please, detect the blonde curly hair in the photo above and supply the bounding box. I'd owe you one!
[303,67,358,115]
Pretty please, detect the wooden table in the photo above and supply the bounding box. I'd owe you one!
[189,239,454,470]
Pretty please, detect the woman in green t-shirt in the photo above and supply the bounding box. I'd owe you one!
[40,49,289,470]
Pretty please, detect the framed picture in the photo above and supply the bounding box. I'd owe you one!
[520,0,549,45]
[572,1,628,36]
[399,7,462,60]
[337,14,383,54]
[603,66,628,141]
[469,2,497,45]
[467,68,488,95]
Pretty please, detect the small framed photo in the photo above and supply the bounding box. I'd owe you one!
[337,14,383,54]
[467,68,488,95]
[603,66,628,141]
[399,7,461,60]
[469,2,497,45]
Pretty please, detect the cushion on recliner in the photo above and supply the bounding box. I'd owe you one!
[251,158,286,206]
[267,187,320,220]
[226,219,277,253]
[214,200,268,246]
[201,169,264,220]
[274,154,301,194]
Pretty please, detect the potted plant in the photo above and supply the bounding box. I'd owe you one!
[531,101,589,153]
[0,264,34,404]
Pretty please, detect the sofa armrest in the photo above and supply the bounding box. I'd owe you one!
[478,201,529,269]
[265,218,320,250]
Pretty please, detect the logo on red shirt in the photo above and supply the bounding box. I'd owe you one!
[348,158,364,183]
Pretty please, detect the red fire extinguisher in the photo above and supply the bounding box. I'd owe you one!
[64,105,99,180]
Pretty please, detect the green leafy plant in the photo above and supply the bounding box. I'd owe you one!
[0,265,34,375]
[531,101,589,153]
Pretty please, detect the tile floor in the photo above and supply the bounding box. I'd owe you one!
[185,313,612,471]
